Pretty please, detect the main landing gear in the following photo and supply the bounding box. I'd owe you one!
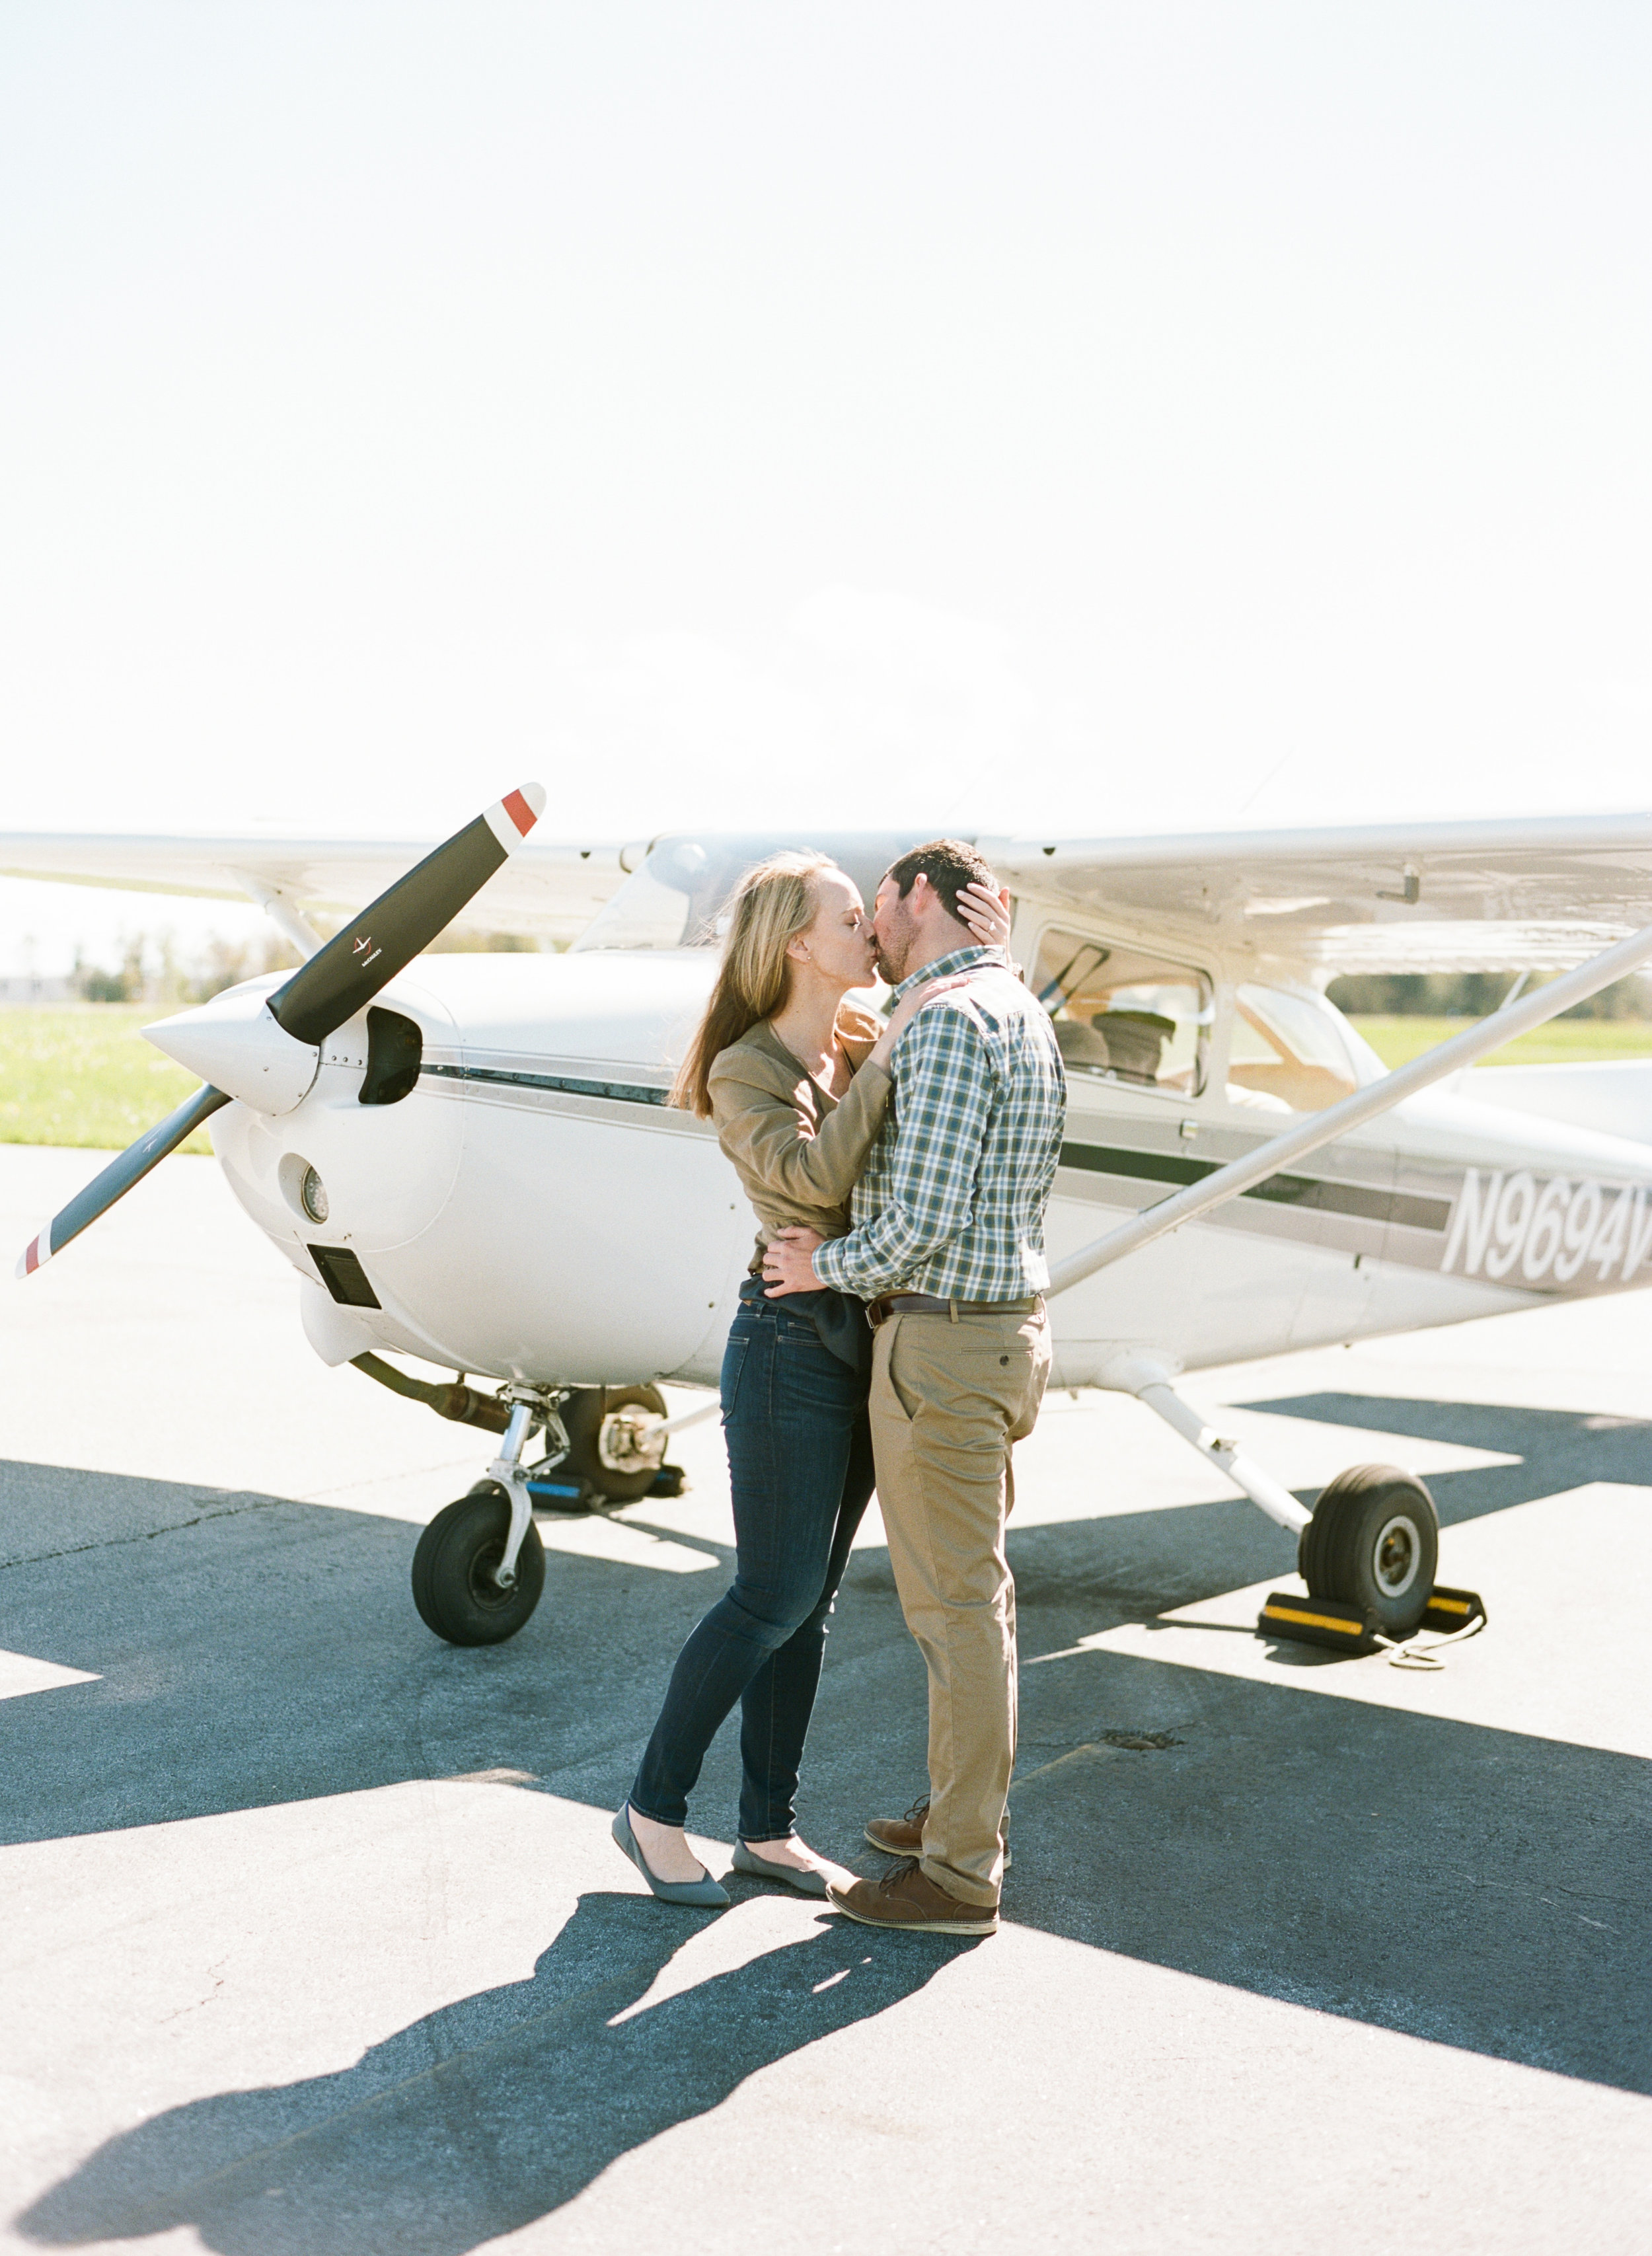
[1104,1355,1444,1646]
[410,1382,706,1647]
[1296,1462,1438,1638]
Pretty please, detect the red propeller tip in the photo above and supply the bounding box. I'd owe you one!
[490,783,546,845]
[482,784,544,851]
[15,1228,50,1281]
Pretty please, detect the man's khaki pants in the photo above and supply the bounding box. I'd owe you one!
[868,1302,1052,1908]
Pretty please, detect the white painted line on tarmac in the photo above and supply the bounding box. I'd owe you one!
[0,1648,99,1703]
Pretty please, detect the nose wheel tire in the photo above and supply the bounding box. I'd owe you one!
[1300,1462,1435,1642]
[412,1487,545,1645]
[1298,1462,1439,1638]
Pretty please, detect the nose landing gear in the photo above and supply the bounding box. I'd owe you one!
[410,1484,548,1646]
[411,1384,562,1647]
[409,1382,697,1646]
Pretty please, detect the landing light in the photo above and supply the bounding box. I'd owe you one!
[300,1166,329,1224]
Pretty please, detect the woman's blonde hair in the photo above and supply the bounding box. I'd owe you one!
[670,850,837,1117]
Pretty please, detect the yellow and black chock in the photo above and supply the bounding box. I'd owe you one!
[1257,1593,1375,1653]
[1257,1584,1487,1656]
[1418,1585,1487,1634]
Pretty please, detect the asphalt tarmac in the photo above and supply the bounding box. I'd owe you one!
[3,1143,1649,2254]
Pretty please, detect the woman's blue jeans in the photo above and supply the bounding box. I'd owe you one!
[630,1287,874,1844]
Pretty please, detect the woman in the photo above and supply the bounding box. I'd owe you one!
[613,850,1010,1905]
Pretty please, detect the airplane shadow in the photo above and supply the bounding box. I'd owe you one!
[1240,1391,1652,1525]
[16,1891,961,2255]
[5,1388,1651,2242]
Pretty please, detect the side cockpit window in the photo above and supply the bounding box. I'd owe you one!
[1032,928,1212,1098]
[1230,985,1366,1112]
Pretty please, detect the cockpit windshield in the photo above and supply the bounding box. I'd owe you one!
[571,832,933,952]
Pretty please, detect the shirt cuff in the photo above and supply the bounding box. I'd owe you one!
[812,1236,850,1289]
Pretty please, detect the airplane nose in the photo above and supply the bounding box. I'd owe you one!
[145,985,321,1115]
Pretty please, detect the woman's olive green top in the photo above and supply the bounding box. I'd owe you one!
[706,1004,893,1272]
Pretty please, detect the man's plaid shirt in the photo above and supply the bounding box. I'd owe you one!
[812,945,1067,1302]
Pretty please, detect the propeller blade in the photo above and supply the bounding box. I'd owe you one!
[15,1084,230,1279]
[268,783,546,1048]
[16,785,544,1280]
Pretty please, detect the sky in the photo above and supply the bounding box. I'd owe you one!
[3,3,1651,973]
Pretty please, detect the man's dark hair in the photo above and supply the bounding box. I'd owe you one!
[884,838,996,924]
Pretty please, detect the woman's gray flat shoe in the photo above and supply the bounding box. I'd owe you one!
[732,1842,830,1897]
[612,1806,730,1909]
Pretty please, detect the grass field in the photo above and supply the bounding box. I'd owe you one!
[5,1004,1652,1156]
[1348,1014,1652,1071]
[0,1008,215,1152]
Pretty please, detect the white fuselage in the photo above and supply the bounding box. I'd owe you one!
[207,915,1652,1394]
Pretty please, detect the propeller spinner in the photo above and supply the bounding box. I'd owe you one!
[15,784,545,1279]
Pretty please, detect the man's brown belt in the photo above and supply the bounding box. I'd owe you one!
[865,1292,1042,1329]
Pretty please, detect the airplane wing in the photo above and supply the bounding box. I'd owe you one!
[979,812,1652,974]
[13,810,1652,967]
[0,831,636,946]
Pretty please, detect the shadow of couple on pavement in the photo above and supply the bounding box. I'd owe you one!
[18,1887,967,2255]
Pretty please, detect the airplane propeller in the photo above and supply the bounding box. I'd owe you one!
[16,783,546,1279]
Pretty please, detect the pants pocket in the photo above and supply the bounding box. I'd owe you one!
[875,1318,922,1423]
[720,1333,751,1423]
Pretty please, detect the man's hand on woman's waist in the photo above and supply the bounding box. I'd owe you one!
[763,1226,825,1297]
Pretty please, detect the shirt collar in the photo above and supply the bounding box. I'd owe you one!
[890,944,1004,1003]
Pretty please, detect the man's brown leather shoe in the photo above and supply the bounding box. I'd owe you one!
[828,1858,998,1936]
[863,1795,929,1857]
[864,1797,1012,1867]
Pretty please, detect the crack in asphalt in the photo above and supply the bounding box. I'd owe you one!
[0,1495,278,1573]
[1447,1869,1650,1916]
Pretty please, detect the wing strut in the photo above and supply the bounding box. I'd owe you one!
[1046,915,1652,1298]
[1098,1353,1312,1532]
[224,867,326,960]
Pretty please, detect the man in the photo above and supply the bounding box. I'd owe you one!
[763,839,1066,1936]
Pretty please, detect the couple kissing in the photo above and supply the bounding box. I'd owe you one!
[612,837,1066,1937]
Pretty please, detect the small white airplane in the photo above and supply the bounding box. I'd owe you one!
[10,795,1652,1654]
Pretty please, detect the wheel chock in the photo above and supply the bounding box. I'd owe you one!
[525,1472,603,1513]
[1419,1584,1487,1634]
[1258,1583,1488,1656]
[525,1464,689,1511]
[1256,1593,1375,1653]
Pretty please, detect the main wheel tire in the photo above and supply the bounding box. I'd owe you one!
[552,1384,669,1504]
[411,1488,546,1645]
[1298,1462,1439,1637]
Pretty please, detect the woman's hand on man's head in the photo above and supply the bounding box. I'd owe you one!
[869,887,1008,1063]
[957,880,1012,951]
